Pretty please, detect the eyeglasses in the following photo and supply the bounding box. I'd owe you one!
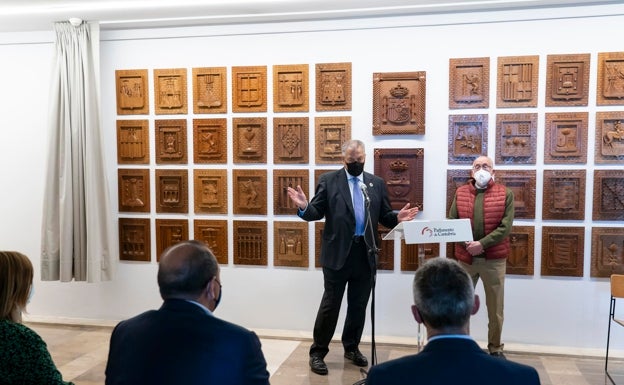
[473,163,492,171]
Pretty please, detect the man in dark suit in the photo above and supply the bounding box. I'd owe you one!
[105,240,270,385]
[365,257,540,385]
[287,139,419,375]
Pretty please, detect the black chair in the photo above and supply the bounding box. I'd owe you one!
[606,274,624,384]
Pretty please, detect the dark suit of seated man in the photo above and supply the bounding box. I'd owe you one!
[366,257,541,385]
[105,240,270,385]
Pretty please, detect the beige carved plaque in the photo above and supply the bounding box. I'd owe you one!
[233,117,267,164]
[153,68,187,115]
[155,219,188,261]
[496,55,539,108]
[233,220,267,266]
[193,169,227,214]
[541,226,584,277]
[544,112,588,164]
[155,119,187,164]
[377,225,395,271]
[118,168,150,213]
[542,169,585,220]
[232,66,267,113]
[597,52,624,106]
[507,226,534,276]
[495,113,537,164]
[192,67,227,114]
[401,242,439,271]
[448,114,488,164]
[593,170,624,221]
[194,219,228,265]
[316,62,352,112]
[446,169,471,214]
[591,227,624,277]
[119,218,151,262]
[496,170,536,220]
[595,111,624,164]
[315,222,324,268]
[274,221,309,268]
[373,148,424,211]
[117,120,149,164]
[155,169,188,214]
[116,69,149,115]
[193,118,227,164]
[373,71,426,135]
[273,169,308,215]
[233,169,267,215]
[273,64,309,113]
[545,53,590,107]
[449,57,489,109]
[315,116,351,164]
[273,117,309,164]
[315,168,339,188]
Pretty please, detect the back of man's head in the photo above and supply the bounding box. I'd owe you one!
[413,257,474,330]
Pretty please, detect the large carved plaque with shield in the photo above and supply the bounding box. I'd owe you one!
[118,168,150,213]
[194,219,228,265]
[155,219,188,261]
[495,113,537,165]
[316,62,352,112]
[273,117,309,164]
[373,148,424,211]
[153,68,187,115]
[591,227,624,278]
[544,112,587,164]
[596,52,624,106]
[233,220,267,266]
[449,57,489,109]
[273,64,309,113]
[448,114,488,164]
[497,55,539,108]
[542,169,585,221]
[233,169,267,215]
[541,226,584,277]
[192,67,227,114]
[194,169,227,214]
[545,53,590,107]
[116,69,149,115]
[595,111,624,164]
[119,218,151,262]
[372,71,426,135]
[193,118,227,164]
[274,169,308,215]
[507,226,534,276]
[274,221,308,268]
[315,116,351,164]
[593,170,624,221]
[117,120,149,164]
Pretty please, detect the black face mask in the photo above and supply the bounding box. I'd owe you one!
[346,161,364,176]
[214,287,222,310]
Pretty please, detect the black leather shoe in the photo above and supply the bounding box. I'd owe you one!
[344,349,368,367]
[309,355,328,375]
[490,351,506,360]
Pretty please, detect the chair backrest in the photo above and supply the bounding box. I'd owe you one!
[611,274,624,298]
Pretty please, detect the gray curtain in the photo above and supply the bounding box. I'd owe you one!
[41,21,116,282]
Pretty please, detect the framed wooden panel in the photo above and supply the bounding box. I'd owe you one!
[233,169,267,215]
[116,69,149,115]
[541,226,584,277]
[542,169,585,220]
[233,220,267,266]
[446,169,471,214]
[155,119,187,164]
[373,71,426,135]
[155,169,188,214]
[497,55,539,108]
[273,64,309,112]
[401,243,439,271]
[193,118,227,164]
[496,170,536,219]
[192,67,227,114]
[377,224,395,271]
[316,62,352,112]
[593,170,624,221]
[315,168,338,188]
[233,117,267,164]
[545,53,590,107]
[507,226,534,276]
[597,52,624,106]
[544,112,588,164]
[119,218,151,262]
[448,114,488,164]
[117,120,149,164]
[591,227,624,278]
[449,57,489,109]
[274,221,308,268]
[273,169,308,215]
[118,168,150,213]
[373,148,424,211]
[315,222,324,268]
[155,219,189,261]
[153,68,187,115]
[232,66,267,113]
[315,116,351,164]
[193,169,228,214]
[273,117,309,164]
[495,113,537,165]
[595,111,624,164]
[194,219,228,265]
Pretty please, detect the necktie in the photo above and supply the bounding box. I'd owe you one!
[351,177,365,236]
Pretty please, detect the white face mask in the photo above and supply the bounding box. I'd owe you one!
[474,169,492,188]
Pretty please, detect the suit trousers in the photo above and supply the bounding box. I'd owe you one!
[310,241,371,357]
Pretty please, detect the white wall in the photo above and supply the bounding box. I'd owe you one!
[1,3,623,356]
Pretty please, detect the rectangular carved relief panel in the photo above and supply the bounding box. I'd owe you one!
[544,112,588,164]
[315,168,338,188]
[274,117,309,164]
[273,169,308,215]
[497,55,539,108]
[401,242,439,271]
[192,67,227,114]
[194,219,228,265]
[593,170,624,221]
[153,68,187,115]
[155,219,188,261]
[316,62,352,112]
[507,226,534,276]
[119,218,151,262]
[377,225,395,271]
[496,170,536,219]
[446,169,471,214]
[495,113,537,164]
[116,69,149,115]
[273,64,309,112]
[193,118,227,164]
[233,169,267,215]
[233,117,267,164]
[274,221,308,268]
[596,52,624,106]
[117,120,149,164]
[155,169,188,213]
[545,53,590,107]
[373,148,424,211]
[541,226,584,277]
[233,220,267,266]
[542,169,586,220]
[595,112,624,164]
[118,168,150,213]
[373,71,426,135]
[591,227,624,277]
[193,169,227,214]
[315,116,351,164]
[448,114,488,164]
[155,119,187,164]
[449,57,489,109]
[232,66,267,113]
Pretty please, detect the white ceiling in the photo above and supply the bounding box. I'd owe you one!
[0,0,620,33]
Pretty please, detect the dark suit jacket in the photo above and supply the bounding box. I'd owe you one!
[366,337,541,385]
[300,169,398,270]
[105,299,270,385]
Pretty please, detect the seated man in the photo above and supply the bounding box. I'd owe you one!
[366,257,540,385]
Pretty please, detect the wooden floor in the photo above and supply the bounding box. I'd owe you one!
[27,322,623,385]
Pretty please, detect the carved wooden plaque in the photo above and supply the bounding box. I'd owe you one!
[545,53,590,107]
[373,148,424,211]
[597,52,624,106]
[118,168,150,213]
[315,168,338,188]
[446,169,471,214]
[507,226,534,276]
[193,169,227,214]
[373,71,426,135]
[449,57,489,109]
[496,170,536,219]
[541,226,584,277]
[117,120,149,164]
[593,169,624,221]
[119,218,151,262]
[155,219,188,261]
[116,69,149,115]
[316,62,352,112]
[273,169,308,215]
[155,169,188,213]
[496,55,539,108]
[591,227,624,277]
[274,221,308,268]
[401,242,439,271]
[377,224,395,271]
[193,118,227,164]
[315,222,324,268]
[233,220,267,266]
[495,113,537,164]
[153,68,187,115]
[273,117,309,164]
[155,119,187,164]
[192,67,227,114]
[233,169,267,215]
[194,219,228,264]
[542,169,585,220]
[595,111,624,164]
[273,64,309,112]
[233,117,267,164]
[544,112,588,164]
[448,114,488,164]
[232,66,267,113]
[315,116,351,164]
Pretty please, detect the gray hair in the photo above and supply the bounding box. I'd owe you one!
[341,139,365,155]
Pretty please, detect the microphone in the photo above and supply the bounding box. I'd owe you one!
[359,182,370,206]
